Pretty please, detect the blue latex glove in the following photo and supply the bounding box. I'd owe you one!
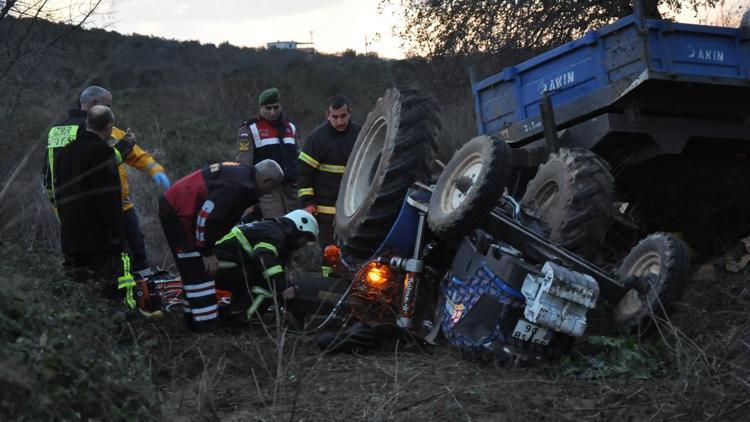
[152,172,171,190]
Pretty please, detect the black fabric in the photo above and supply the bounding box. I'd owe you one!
[298,121,360,208]
[214,219,289,297]
[159,198,219,330]
[198,163,260,256]
[316,213,335,248]
[123,207,149,273]
[55,130,124,255]
[43,109,87,203]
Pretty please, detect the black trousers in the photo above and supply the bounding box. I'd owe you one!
[158,197,219,330]
[123,206,150,276]
[316,213,335,248]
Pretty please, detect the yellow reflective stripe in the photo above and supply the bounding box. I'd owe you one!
[317,205,336,215]
[117,253,136,310]
[254,242,278,256]
[322,266,332,277]
[263,265,284,279]
[246,286,273,319]
[298,187,314,197]
[217,227,254,255]
[298,152,320,168]
[113,148,123,165]
[319,163,346,173]
[47,149,56,202]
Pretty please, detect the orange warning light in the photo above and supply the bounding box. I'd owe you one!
[323,244,341,266]
[364,263,390,288]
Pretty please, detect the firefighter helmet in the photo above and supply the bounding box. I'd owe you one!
[283,209,319,238]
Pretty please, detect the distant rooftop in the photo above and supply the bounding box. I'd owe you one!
[266,40,315,52]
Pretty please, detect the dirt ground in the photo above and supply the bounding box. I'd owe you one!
[144,261,750,422]
[2,241,749,421]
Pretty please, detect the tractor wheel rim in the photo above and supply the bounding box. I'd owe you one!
[617,251,661,317]
[443,153,482,211]
[345,116,387,217]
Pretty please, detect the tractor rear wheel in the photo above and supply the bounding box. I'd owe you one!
[520,148,614,259]
[334,87,441,259]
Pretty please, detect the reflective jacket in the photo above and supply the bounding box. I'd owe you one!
[298,121,361,214]
[109,127,165,211]
[43,109,165,211]
[236,116,298,183]
[162,162,260,257]
[215,218,292,289]
[44,110,87,205]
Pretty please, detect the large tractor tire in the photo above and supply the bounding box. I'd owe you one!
[427,135,512,238]
[613,233,691,334]
[520,148,614,259]
[334,87,441,259]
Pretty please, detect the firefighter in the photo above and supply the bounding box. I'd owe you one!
[158,159,284,332]
[54,105,136,308]
[43,85,171,279]
[298,95,361,247]
[236,87,299,218]
[213,209,319,321]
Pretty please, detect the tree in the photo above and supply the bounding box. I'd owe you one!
[0,0,106,79]
[386,0,724,57]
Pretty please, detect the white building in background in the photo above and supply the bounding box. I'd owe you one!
[266,41,315,53]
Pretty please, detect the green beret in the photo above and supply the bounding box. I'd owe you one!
[258,87,281,105]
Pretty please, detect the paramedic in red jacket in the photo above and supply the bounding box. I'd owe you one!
[158,159,284,332]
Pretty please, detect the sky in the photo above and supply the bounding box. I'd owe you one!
[92,0,747,60]
[102,0,407,59]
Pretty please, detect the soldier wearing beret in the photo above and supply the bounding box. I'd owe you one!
[236,87,300,218]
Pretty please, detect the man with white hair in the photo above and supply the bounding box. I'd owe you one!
[158,159,284,332]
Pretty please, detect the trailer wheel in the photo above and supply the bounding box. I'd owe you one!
[334,87,441,258]
[427,135,512,238]
[613,233,691,334]
[520,148,614,259]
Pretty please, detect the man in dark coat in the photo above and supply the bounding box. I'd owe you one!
[55,105,135,308]
[298,95,361,247]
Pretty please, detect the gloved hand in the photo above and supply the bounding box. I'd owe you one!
[152,172,171,190]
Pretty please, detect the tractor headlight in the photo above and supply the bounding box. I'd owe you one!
[363,262,390,289]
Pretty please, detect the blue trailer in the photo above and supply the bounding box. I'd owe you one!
[471,13,750,256]
[473,14,750,146]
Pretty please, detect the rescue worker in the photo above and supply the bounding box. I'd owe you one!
[54,105,135,308]
[213,209,319,321]
[236,87,299,218]
[158,159,284,332]
[43,85,170,279]
[298,95,361,247]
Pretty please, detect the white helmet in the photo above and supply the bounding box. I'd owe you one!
[284,209,319,238]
